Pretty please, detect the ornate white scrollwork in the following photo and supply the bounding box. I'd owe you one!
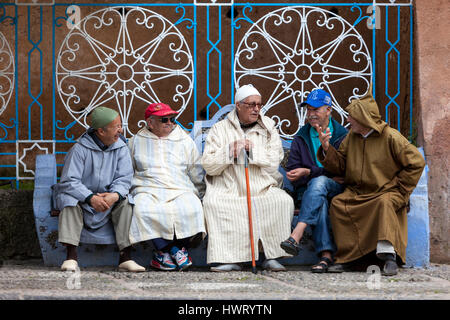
[18,142,51,176]
[56,6,194,137]
[234,6,372,139]
[0,31,14,117]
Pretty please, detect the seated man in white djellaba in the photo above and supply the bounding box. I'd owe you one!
[201,84,295,272]
[127,103,206,271]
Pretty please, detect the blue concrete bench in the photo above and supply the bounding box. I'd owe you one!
[33,105,430,268]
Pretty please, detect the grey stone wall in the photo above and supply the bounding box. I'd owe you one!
[0,190,42,261]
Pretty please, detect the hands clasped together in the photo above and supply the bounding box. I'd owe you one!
[90,192,119,212]
[230,139,253,158]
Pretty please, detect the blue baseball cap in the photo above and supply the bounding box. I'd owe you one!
[300,89,332,108]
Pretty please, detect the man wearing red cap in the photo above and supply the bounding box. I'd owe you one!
[127,103,206,271]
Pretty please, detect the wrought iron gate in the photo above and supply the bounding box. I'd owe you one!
[0,0,414,188]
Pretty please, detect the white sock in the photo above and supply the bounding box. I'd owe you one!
[376,240,396,260]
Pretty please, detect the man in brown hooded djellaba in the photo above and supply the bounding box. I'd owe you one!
[316,88,425,276]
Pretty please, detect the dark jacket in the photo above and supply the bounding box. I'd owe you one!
[285,118,348,204]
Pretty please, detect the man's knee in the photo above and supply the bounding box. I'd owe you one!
[306,175,331,194]
[59,206,83,221]
[111,198,133,232]
[112,198,132,216]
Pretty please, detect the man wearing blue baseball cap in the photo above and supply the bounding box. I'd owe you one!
[280,88,348,273]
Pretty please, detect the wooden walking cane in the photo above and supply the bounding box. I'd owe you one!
[244,150,257,274]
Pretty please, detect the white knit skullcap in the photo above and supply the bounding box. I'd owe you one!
[235,84,261,103]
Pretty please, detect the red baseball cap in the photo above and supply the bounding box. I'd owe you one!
[145,103,178,119]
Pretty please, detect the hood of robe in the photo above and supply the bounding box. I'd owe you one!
[345,86,387,134]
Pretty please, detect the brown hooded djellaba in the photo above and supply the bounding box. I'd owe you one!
[317,91,425,264]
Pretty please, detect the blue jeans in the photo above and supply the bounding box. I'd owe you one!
[295,175,344,256]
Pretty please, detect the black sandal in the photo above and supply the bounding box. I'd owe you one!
[280,237,301,256]
[311,256,333,273]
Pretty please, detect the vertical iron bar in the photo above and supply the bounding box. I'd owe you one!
[15,4,19,189]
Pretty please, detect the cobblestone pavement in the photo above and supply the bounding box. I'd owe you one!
[0,259,448,300]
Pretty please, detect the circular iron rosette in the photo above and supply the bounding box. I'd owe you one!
[234,6,372,139]
[56,6,194,137]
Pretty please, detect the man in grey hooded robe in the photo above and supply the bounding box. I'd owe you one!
[54,107,145,272]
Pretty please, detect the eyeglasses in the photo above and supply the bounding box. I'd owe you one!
[241,102,263,110]
[152,116,176,123]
